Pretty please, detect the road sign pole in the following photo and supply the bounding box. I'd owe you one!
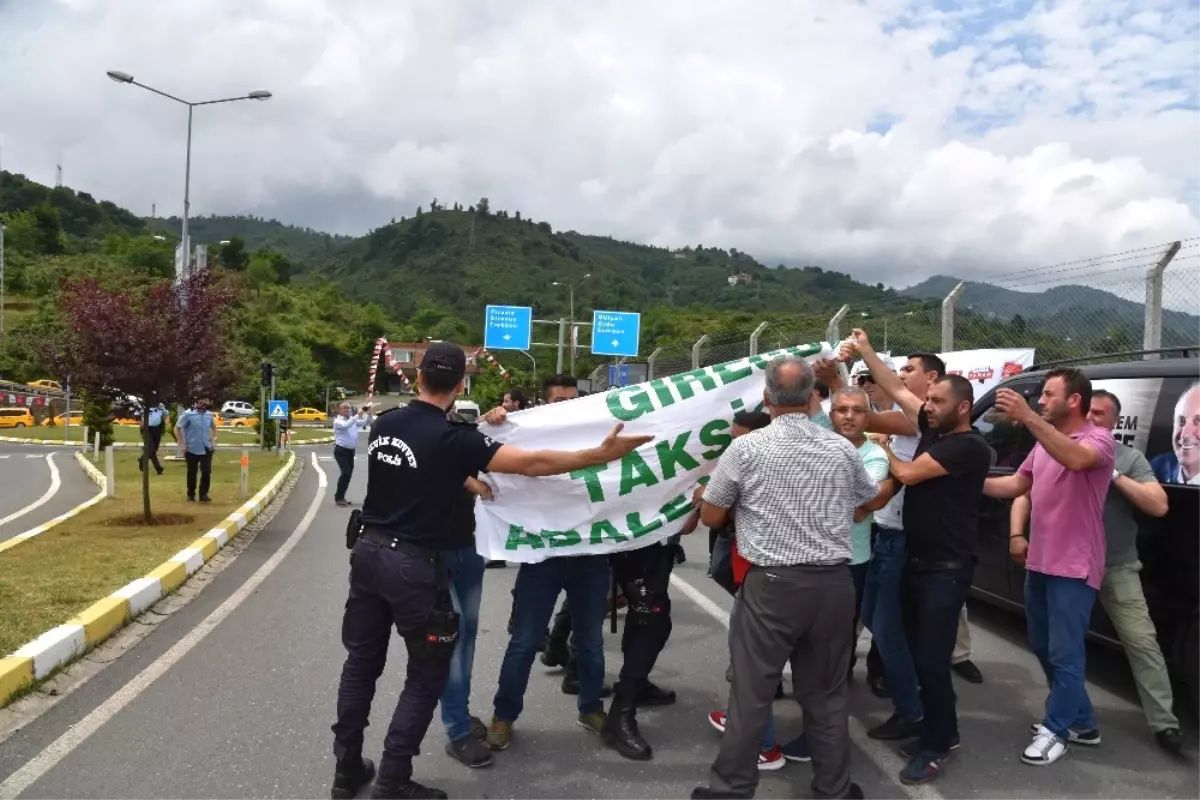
[556,318,566,374]
[259,385,266,449]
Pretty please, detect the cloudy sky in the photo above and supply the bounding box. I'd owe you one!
[1,0,1198,290]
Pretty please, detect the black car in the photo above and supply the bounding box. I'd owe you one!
[969,352,1199,712]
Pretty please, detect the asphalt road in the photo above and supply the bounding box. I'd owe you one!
[0,452,1195,799]
[0,444,97,543]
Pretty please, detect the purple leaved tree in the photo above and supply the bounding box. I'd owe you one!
[51,272,239,521]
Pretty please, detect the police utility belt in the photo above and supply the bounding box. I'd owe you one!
[344,509,460,660]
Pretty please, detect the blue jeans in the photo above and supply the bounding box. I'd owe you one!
[1025,570,1098,739]
[494,555,609,722]
[730,593,776,751]
[860,528,923,721]
[440,545,485,742]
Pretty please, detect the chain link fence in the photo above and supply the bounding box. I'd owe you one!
[589,239,1199,390]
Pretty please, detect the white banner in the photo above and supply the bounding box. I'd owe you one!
[474,342,833,563]
[849,348,1035,401]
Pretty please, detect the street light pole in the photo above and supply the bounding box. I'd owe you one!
[0,221,6,337]
[105,70,271,287]
[552,273,590,374]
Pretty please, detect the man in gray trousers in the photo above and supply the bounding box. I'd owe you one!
[690,355,880,800]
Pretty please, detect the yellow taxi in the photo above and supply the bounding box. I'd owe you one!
[291,407,327,423]
[225,414,257,428]
[28,379,62,391]
[42,410,84,427]
[0,408,36,429]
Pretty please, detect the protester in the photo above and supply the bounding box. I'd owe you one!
[175,396,216,503]
[983,368,1115,767]
[332,401,371,507]
[873,370,991,785]
[1011,389,1182,754]
[139,398,167,475]
[691,355,879,800]
[488,374,615,752]
[440,407,504,768]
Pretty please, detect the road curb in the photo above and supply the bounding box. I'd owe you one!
[0,451,300,708]
[0,454,108,556]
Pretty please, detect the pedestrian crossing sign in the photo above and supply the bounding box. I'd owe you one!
[268,400,289,420]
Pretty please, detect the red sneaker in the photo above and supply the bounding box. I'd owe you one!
[758,746,786,771]
[707,711,727,734]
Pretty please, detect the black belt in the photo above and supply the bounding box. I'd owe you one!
[907,557,971,572]
[359,527,440,562]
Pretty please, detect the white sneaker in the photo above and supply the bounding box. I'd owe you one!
[1022,725,1066,766]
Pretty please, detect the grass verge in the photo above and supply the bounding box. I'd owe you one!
[8,425,332,444]
[0,450,278,656]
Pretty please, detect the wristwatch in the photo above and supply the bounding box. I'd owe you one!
[1112,469,1120,482]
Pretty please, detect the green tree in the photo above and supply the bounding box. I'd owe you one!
[31,202,67,255]
[246,251,278,296]
[219,236,249,271]
[0,209,39,254]
[81,392,115,449]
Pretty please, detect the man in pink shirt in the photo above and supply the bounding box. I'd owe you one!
[983,368,1115,768]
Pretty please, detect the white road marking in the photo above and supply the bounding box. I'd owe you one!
[669,572,945,800]
[0,452,328,800]
[0,454,61,533]
[24,455,42,460]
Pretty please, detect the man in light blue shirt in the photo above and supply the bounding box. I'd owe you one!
[140,400,168,476]
[333,401,371,507]
[175,397,217,502]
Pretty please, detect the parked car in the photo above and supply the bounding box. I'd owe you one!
[969,352,1199,712]
[0,408,35,428]
[221,400,257,417]
[291,407,327,423]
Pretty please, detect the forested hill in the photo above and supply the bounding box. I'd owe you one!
[146,214,353,262]
[300,201,904,340]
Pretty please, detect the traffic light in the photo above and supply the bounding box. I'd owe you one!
[261,361,275,387]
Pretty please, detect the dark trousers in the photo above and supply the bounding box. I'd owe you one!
[184,449,212,500]
[611,542,677,702]
[332,540,450,781]
[848,562,868,670]
[902,563,974,754]
[333,445,355,502]
[710,564,855,798]
[140,425,164,473]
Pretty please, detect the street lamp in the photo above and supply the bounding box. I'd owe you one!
[552,273,591,372]
[106,70,271,287]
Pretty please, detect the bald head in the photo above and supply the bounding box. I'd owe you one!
[764,356,816,411]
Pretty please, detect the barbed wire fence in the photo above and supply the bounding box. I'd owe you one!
[589,239,1199,390]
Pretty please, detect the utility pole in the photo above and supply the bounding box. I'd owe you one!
[0,221,6,337]
[552,274,590,373]
[55,163,62,188]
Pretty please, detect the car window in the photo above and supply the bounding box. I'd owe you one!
[973,382,1040,471]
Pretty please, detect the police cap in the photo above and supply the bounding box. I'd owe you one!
[420,341,467,381]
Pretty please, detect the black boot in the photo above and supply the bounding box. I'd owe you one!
[369,777,448,800]
[331,755,376,800]
[637,680,677,706]
[602,697,652,760]
[541,636,570,668]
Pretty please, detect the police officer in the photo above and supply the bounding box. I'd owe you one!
[330,342,652,800]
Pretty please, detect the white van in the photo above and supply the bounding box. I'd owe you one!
[453,401,480,421]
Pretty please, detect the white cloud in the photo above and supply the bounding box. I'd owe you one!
[0,0,1197,290]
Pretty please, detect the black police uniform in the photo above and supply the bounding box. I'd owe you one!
[330,386,501,799]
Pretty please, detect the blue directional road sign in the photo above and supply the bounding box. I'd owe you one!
[267,400,289,420]
[591,310,641,358]
[608,363,631,387]
[483,305,533,351]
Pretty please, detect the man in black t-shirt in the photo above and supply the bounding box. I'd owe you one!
[879,374,991,787]
[330,343,651,800]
